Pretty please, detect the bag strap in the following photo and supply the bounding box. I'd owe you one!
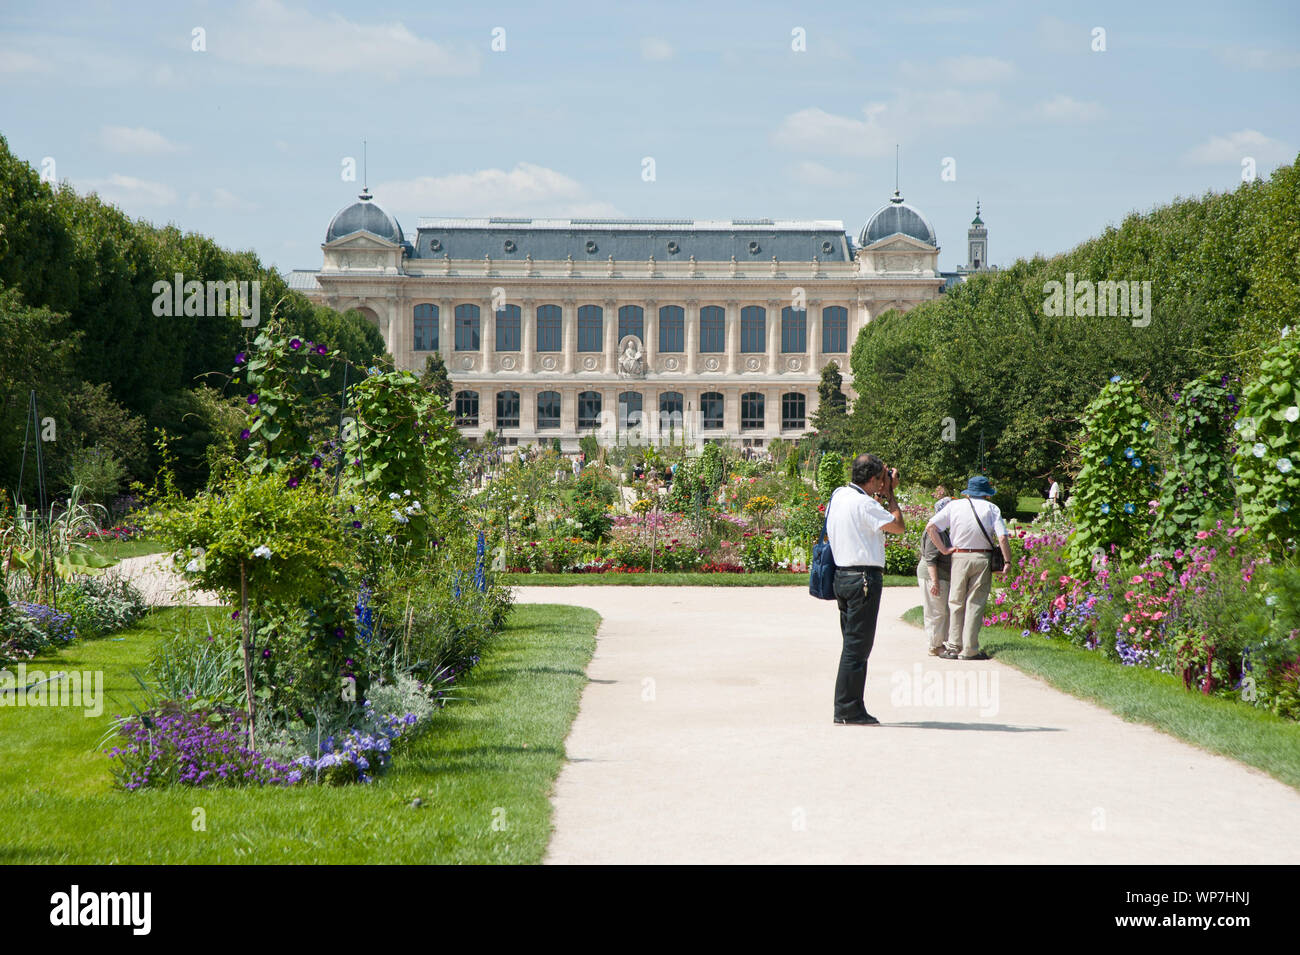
[967,497,998,550]
[820,484,866,544]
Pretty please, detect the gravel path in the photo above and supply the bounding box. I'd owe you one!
[515,585,1300,864]
[107,554,222,606]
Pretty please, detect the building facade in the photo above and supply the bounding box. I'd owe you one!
[291,188,953,450]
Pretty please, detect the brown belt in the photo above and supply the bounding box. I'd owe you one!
[952,548,993,554]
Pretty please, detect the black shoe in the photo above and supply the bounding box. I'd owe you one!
[960,652,991,661]
[834,713,881,725]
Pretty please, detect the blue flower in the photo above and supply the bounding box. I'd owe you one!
[1124,447,1134,458]
[1131,458,1142,468]
[1124,502,1135,514]
[1110,375,1122,383]
[1100,503,1111,515]
[1103,456,1112,465]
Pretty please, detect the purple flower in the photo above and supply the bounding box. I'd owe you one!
[231,610,240,620]
[316,344,327,356]
[247,394,259,405]
[311,455,323,469]
[235,352,246,364]
[240,428,251,441]
[262,649,271,658]
[287,477,300,489]
[290,338,302,350]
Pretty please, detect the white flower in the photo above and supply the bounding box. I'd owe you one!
[1287,406,1299,423]
[1253,443,1267,458]
[405,500,422,514]
[391,508,410,524]
[388,492,401,501]
[1266,594,1278,606]
[1279,458,1293,474]
[184,559,201,573]
[383,535,394,544]
[253,545,272,559]
[403,489,411,496]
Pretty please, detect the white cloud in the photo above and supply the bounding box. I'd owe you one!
[773,91,1001,157]
[218,0,479,76]
[377,163,619,218]
[789,161,841,187]
[98,125,185,155]
[1184,129,1292,165]
[80,174,178,208]
[1030,95,1107,123]
[1216,46,1300,71]
[0,48,51,74]
[901,55,1016,86]
[641,37,673,61]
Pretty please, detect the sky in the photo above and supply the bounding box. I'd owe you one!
[2,0,1298,274]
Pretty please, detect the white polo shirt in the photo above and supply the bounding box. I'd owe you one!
[926,496,1007,550]
[826,485,894,567]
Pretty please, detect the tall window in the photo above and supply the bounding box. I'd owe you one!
[496,304,521,351]
[700,306,725,353]
[413,304,438,351]
[740,306,766,353]
[781,307,806,353]
[496,391,520,429]
[741,392,765,430]
[537,304,562,352]
[823,306,848,353]
[618,305,644,343]
[455,304,480,351]
[781,392,805,430]
[578,391,602,430]
[577,305,603,352]
[618,392,643,430]
[700,391,724,430]
[454,391,479,426]
[658,392,683,432]
[659,305,684,352]
[537,391,561,430]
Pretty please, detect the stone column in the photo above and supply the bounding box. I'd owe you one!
[643,300,657,373]
[521,299,536,373]
[807,301,821,371]
[766,299,780,375]
[767,386,781,440]
[562,299,577,374]
[725,300,740,375]
[387,299,404,370]
[560,385,576,438]
[604,304,618,375]
[439,298,453,366]
[482,298,495,374]
[726,387,741,443]
[685,301,700,375]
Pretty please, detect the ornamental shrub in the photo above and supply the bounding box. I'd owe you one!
[59,575,147,638]
[1233,329,1300,553]
[1151,373,1239,552]
[1066,378,1160,573]
[816,451,846,503]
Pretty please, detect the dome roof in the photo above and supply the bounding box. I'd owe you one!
[858,191,937,248]
[326,190,404,244]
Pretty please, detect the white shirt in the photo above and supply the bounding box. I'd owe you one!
[926,496,1007,550]
[1048,481,1060,501]
[826,485,894,567]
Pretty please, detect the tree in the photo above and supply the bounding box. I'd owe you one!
[811,361,852,453]
[421,353,453,407]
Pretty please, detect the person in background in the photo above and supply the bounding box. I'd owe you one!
[826,453,906,725]
[924,476,1011,661]
[917,497,952,657]
[933,484,951,511]
[1047,474,1061,510]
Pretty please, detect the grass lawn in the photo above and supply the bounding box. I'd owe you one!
[506,571,916,587]
[83,537,166,561]
[0,602,599,863]
[900,605,1300,790]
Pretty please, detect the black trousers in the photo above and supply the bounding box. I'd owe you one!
[833,567,884,720]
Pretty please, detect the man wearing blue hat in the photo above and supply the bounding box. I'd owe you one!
[924,476,1012,660]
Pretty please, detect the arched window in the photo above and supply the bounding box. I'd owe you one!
[454,391,479,426]
[496,391,520,429]
[496,304,521,351]
[781,307,806,353]
[577,305,603,352]
[740,306,766,353]
[659,305,684,352]
[822,306,848,353]
[618,392,643,430]
[658,392,683,432]
[455,304,480,351]
[618,305,644,343]
[413,303,438,351]
[699,306,725,353]
[537,304,562,352]
[537,391,561,430]
[741,392,765,430]
[578,391,602,430]
[700,391,724,430]
[781,392,806,430]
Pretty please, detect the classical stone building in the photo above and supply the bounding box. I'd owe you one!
[290,188,951,450]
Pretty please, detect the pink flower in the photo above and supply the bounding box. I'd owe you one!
[1131,575,1144,584]
[1195,531,1210,539]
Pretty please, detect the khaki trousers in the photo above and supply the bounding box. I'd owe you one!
[946,552,992,658]
[915,560,950,652]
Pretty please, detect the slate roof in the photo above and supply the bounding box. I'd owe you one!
[858,193,938,248]
[409,217,853,262]
[326,194,404,244]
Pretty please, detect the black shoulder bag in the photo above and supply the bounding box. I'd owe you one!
[968,498,1006,572]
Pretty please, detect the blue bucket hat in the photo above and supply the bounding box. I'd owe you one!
[963,475,996,498]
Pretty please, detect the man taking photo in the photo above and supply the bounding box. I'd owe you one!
[826,453,906,725]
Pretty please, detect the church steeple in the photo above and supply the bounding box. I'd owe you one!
[967,201,987,270]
